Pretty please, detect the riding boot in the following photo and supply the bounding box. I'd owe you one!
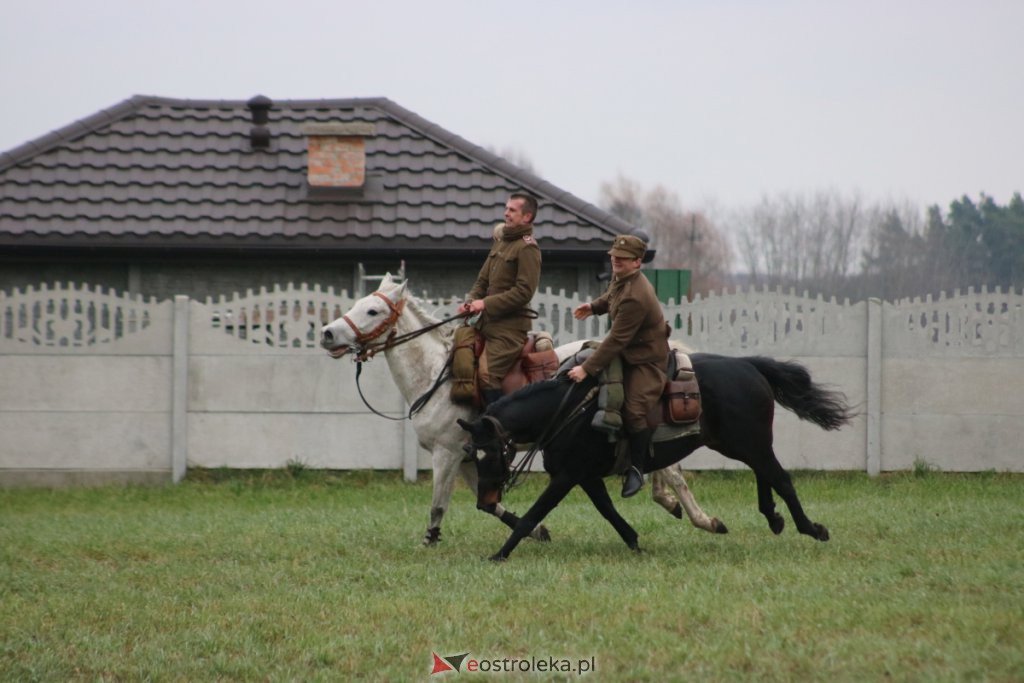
[481,388,504,408]
[622,428,652,498]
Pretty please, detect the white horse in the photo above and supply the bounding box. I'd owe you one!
[319,274,725,545]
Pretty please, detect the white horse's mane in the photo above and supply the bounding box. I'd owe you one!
[386,279,458,343]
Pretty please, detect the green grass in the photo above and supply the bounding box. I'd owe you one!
[2,470,1022,681]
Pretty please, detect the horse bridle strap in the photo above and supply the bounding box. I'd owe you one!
[345,290,471,362]
[343,292,405,348]
[345,289,471,419]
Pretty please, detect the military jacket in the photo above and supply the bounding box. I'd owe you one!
[581,269,669,376]
[467,224,542,332]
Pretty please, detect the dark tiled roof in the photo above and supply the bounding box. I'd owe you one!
[0,96,633,254]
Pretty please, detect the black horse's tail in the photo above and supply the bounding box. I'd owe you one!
[744,357,854,431]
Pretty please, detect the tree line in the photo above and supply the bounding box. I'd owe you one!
[598,176,1024,301]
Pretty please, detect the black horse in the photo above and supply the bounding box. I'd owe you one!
[458,353,854,561]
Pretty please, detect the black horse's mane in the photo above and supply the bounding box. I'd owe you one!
[485,376,598,440]
[487,378,563,409]
[486,375,594,415]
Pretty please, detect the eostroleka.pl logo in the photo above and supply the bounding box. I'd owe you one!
[431,651,595,676]
[431,652,470,675]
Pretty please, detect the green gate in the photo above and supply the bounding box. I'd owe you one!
[643,268,691,304]
[643,268,691,332]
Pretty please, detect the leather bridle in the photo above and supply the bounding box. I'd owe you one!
[342,291,407,361]
[334,289,471,420]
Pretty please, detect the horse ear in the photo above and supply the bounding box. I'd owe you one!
[456,418,473,432]
[380,272,393,287]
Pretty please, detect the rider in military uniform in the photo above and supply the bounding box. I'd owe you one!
[461,193,542,406]
[568,234,669,497]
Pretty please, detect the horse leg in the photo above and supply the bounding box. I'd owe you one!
[650,469,682,517]
[423,446,463,546]
[458,460,551,542]
[652,464,728,534]
[754,469,786,535]
[490,476,575,562]
[579,477,640,552]
[760,455,830,541]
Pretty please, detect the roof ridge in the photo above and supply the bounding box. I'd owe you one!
[0,95,157,173]
[368,98,629,237]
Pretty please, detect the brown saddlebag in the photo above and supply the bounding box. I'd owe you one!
[663,375,701,425]
[450,326,480,405]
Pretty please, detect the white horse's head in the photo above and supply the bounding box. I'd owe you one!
[320,273,408,359]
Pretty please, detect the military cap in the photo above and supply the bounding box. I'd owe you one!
[607,234,647,259]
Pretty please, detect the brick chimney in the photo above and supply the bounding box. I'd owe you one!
[299,123,376,192]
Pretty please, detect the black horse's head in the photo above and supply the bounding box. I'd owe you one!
[458,376,598,511]
[457,415,515,510]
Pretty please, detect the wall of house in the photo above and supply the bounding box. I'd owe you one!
[1,282,1020,486]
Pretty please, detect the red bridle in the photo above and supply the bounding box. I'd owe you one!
[342,291,406,359]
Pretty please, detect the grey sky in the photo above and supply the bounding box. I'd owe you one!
[1,0,1020,213]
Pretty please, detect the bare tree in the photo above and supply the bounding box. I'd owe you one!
[599,175,733,295]
[859,199,930,299]
[734,190,868,296]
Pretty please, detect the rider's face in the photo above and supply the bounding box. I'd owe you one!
[610,255,642,277]
[504,198,532,229]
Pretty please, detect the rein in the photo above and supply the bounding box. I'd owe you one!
[503,380,599,491]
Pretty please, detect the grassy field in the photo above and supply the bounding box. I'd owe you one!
[2,469,1022,682]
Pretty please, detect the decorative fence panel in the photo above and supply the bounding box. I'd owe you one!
[0,283,175,485]
[878,287,1024,472]
[1,282,1021,485]
[186,284,412,471]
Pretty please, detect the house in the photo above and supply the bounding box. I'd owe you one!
[0,95,635,301]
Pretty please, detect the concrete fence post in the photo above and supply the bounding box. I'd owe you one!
[171,295,189,483]
[866,297,882,476]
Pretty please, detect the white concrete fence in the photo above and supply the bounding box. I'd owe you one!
[1,282,1021,486]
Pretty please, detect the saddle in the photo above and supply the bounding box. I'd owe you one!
[450,328,559,408]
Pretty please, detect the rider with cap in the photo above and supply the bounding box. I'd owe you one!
[568,234,670,497]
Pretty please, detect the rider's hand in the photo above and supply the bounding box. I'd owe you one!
[468,299,486,314]
[573,303,593,320]
[567,365,588,383]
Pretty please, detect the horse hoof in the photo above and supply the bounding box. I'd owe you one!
[670,503,683,520]
[628,543,642,554]
[815,524,830,541]
[712,519,729,534]
[488,553,507,563]
[422,527,442,546]
[531,525,552,542]
[769,515,785,535]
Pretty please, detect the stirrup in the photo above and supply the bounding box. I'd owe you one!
[621,466,644,498]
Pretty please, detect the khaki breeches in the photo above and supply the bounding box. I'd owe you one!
[623,361,667,432]
[478,327,528,390]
